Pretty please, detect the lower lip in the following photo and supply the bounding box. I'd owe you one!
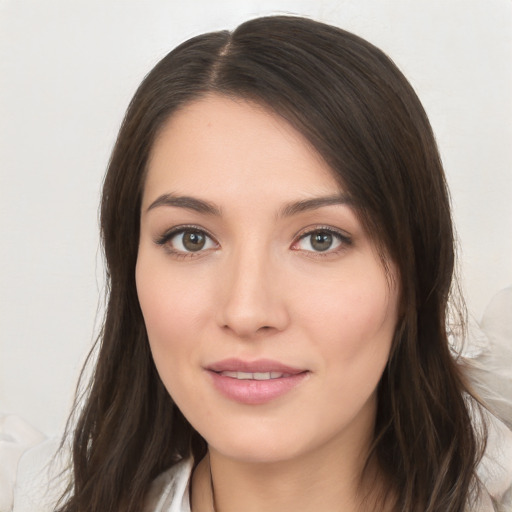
[207,371,309,405]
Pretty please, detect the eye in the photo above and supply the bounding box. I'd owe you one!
[156,226,218,255]
[292,228,351,254]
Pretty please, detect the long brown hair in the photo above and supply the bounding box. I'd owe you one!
[57,15,486,511]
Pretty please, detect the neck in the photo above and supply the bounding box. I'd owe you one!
[191,429,388,512]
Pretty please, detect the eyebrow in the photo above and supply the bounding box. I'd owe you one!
[278,194,353,217]
[146,194,222,216]
[145,192,352,217]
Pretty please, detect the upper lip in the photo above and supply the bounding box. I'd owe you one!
[205,358,306,374]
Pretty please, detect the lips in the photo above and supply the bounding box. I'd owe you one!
[205,358,309,405]
[206,358,305,374]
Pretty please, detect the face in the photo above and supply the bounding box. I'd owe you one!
[136,94,399,465]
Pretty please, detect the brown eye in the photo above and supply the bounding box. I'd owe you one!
[310,231,334,252]
[181,230,206,251]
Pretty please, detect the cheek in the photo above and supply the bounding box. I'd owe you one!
[136,253,213,336]
[307,274,396,334]
[135,256,209,386]
[300,265,398,380]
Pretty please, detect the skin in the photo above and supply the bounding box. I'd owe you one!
[136,94,399,512]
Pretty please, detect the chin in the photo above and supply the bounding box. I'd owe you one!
[203,422,340,466]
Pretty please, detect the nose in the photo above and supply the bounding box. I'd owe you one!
[217,247,290,339]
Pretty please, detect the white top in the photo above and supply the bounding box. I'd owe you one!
[143,458,193,512]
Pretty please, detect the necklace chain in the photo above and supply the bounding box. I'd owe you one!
[209,455,217,512]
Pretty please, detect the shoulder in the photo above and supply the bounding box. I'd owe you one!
[1,413,66,512]
[2,414,194,512]
[2,411,192,512]
[1,414,45,511]
[144,458,194,512]
[462,286,512,510]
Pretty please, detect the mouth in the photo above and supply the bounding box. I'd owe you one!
[215,370,295,380]
[205,358,309,405]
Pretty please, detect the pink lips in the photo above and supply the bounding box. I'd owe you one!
[205,358,309,405]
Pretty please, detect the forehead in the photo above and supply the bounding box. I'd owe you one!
[143,94,342,207]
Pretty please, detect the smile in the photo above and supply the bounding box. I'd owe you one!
[217,371,292,380]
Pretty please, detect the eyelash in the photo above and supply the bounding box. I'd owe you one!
[155,224,219,260]
[154,225,352,259]
[292,226,352,257]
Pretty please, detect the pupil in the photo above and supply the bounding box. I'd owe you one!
[311,232,332,251]
[183,231,205,251]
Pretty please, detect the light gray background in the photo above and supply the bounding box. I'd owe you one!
[1,0,511,436]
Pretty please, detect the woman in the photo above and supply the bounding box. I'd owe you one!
[48,15,506,512]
